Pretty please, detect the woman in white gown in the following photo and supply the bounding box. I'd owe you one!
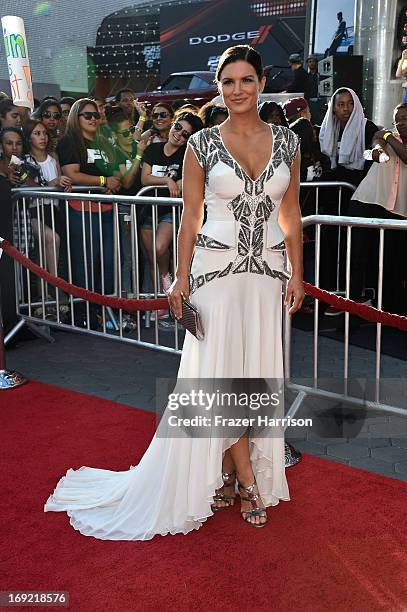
[44,45,304,539]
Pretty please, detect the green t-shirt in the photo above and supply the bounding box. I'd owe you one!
[114,141,141,196]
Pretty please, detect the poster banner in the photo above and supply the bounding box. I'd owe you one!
[160,0,307,79]
[313,0,356,56]
[1,16,33,109]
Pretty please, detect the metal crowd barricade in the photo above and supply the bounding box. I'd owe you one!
[298,180,356,292]
[6,181,358,356]
[6,187,183,354]
[8,181,404,420]
[284,214,407,419]
[135,185,182,335]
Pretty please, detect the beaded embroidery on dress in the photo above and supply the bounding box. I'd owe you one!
[189,124,298,294]
[44,123,299,541]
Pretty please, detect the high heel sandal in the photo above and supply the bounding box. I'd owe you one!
[285,442,302,468]
[211,471,236,512]
[238,480,268,528]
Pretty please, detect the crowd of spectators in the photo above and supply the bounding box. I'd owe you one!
[1,80,406,329]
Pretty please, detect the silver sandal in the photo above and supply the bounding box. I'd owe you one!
[238,480,268,528]
[211,471,236,512]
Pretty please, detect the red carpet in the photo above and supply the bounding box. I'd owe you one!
[2,381,407,612]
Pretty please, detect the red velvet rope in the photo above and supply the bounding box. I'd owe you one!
[304,282,407,331]
[2,239,407,330]
[1,240,168,312]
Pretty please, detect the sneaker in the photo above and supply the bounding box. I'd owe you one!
[324,296,373,316]
[44,306,57,321]
[122,314,137,332]
[150,309,169,321]
[161,272,173,294]
[158,319,176,331]
[300,304,314,315]
[300,297,315,314]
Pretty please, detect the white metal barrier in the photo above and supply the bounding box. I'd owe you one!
[7,187,183,354]
[285,214,407,419]
[5,181,362,355]
[5,183,407,416]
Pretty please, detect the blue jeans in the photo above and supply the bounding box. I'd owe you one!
[119,215,132,294]
[68,207,114,324]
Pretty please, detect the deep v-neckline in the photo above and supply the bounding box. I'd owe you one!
[216,123,275,183]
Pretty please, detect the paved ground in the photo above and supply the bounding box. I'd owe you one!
[5,322,407,483]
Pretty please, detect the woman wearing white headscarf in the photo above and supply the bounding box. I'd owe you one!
[319,87,377,186]
[318,88,378,301]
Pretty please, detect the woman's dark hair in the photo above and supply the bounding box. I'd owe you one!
[41,95,58,103]
[60,96,76,107]
[64,98,105,166]
[89,95,105,105]
[259,101,289,128]
[171,100,191,112]
[0,127,23,160]
[174,112,203,135]
[33,98,62,120]
[152,102,174,116]
[115,88,133,103]
[0,98,18,119]
[174,103,199,114]
[198,101,228,127]
[394,102,407,119]
[0,126,23,144]
[215,44,263,81]
[290,117,315,155]
[105,105,128,129]
[22,119,47,153]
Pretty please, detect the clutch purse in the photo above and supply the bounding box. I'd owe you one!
[179,296,204,340]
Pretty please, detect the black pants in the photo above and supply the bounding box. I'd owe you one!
[0,177,18,333]
[348,200,407,314]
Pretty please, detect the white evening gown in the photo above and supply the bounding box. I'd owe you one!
[44,124,299,540]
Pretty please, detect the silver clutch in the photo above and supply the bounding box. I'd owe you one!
[179,296,204,340]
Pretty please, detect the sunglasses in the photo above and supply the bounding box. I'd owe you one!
[43,111,61,119]
[152,111,170,120]
[117,125,137,137]
[62,109,70,116]
[79,111,101,120]
[173,121,192,140]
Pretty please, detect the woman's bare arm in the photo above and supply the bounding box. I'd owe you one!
[167,146,205,318]
[141,161,170,187]
[141,161,181,197]
[61,163,102,186]
[176,147,205,279]
[119,160,141,189]
[396,58,407,78]
[373,130,407,164]
[62,163,121,192]
[278,151,304,314]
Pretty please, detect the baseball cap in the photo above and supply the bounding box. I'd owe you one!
[288,53,302,64]
[282,97,308,121]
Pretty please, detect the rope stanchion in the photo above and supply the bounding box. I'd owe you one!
[0,284,26,390]
[2,238,407,332]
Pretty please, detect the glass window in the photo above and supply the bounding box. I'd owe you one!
[189,76,211,90]
[163,75,193,90]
